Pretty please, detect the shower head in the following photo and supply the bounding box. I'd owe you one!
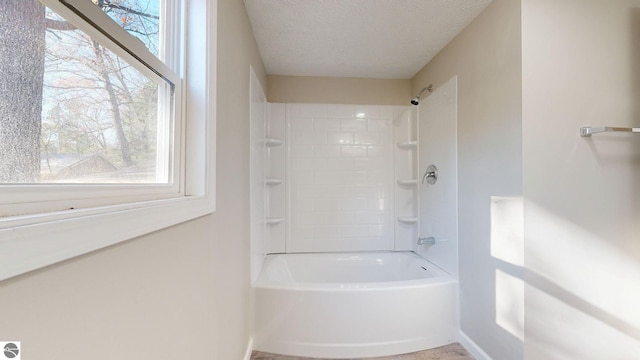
[410,84,433,106]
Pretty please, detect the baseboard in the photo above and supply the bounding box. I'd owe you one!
[243,337,254,360]
[458,331,493,360]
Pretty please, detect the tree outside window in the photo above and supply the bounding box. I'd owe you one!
[0,0,171,184]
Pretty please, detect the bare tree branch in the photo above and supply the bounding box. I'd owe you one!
[45,18,76,31]
[102,4,159,20]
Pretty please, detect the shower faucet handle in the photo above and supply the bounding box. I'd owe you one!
[422,164,438,185]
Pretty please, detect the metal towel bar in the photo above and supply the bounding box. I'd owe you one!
[580,126,640,137]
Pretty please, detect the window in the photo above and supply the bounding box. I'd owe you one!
[0,0,183,216]
[0,0,216,280]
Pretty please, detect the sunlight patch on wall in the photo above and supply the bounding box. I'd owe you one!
[490,196,523,267]
[496,268,524,341]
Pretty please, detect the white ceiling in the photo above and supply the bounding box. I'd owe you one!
[244,0,492,79]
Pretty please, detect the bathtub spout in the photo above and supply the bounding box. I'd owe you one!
[417,237,436,246]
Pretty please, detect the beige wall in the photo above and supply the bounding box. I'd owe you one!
[523,0,640,358]
[412,0,523,359]
[268,75,410,105]
[0,219,220,359]
[0,0,267,359]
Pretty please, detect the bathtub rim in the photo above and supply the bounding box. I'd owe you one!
[252,251,456,291]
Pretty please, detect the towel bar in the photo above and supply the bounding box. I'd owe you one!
[580,126,640,137]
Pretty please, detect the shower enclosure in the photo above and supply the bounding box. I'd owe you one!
[249,73,460,358]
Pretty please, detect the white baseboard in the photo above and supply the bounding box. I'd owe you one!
[243,337,254,360]
[458,331,493,360]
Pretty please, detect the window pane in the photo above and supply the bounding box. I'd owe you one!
[93,0,161,57]
[0,1,172,184]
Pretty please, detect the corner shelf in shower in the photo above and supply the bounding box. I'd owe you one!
[396,179,418,186]
[396,140,417,149]
[397,217,418,224]
[265,217,284,225]
[266,177,283,186]
[265,138,284,147]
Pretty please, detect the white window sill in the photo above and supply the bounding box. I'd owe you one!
[0,196,214,281]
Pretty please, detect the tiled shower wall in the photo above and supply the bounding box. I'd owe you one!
[266,103,415,253]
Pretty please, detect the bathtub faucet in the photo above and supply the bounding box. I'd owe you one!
[417,237,436,246]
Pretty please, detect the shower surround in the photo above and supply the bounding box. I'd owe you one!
[264,103,418,254]
[250,94,459,358]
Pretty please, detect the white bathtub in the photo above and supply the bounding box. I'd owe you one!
[252,252,458,359]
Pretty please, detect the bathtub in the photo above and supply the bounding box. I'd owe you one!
[252,251,458,359]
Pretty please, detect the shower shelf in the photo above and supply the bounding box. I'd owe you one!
[265,138,284,147]
[266,177,283,185]
[397,179,418,186]
[397,217,418,224]
[396,141,417,149]
[265,217,284,225]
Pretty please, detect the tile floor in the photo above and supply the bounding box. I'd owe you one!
[250,343,475,360]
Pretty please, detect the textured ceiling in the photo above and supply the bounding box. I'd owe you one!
[244,0,492,79]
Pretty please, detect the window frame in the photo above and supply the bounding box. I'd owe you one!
[0,0,216,281]
[1,0,182,210]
